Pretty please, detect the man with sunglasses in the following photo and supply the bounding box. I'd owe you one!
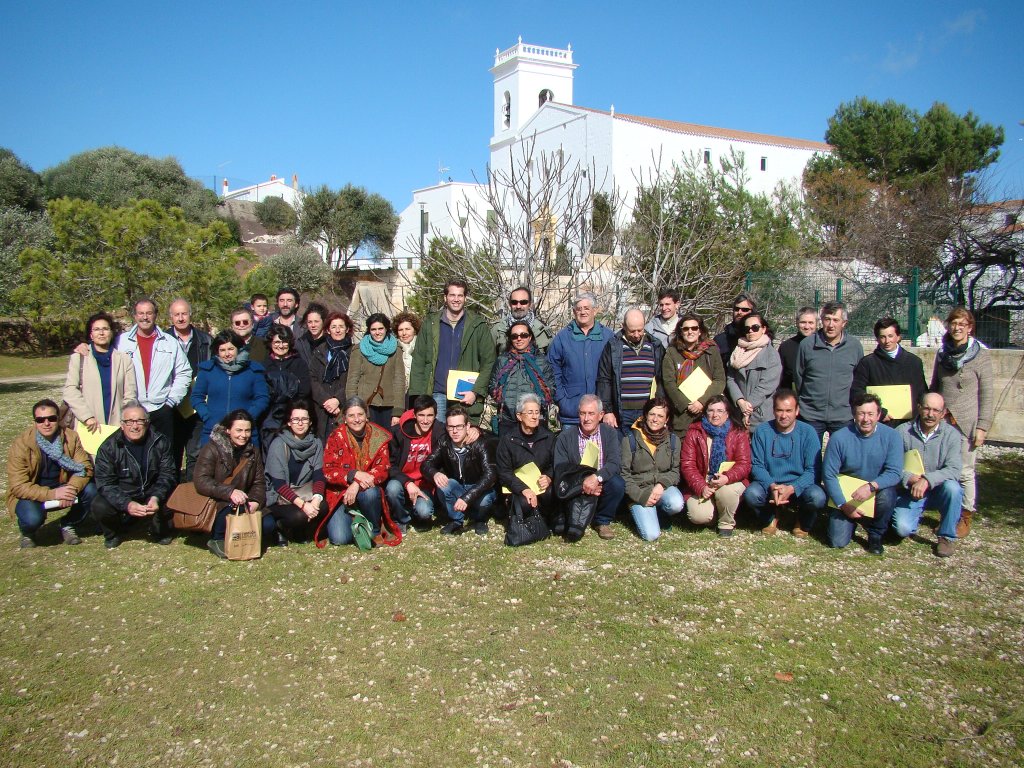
[714,293,758,367]
[7,399,96,548]
[91,401,178,549]
[743,389,825,537]
[490,286,553,355]
[228,306,268,363]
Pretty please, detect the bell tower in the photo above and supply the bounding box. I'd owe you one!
[490,38,577,150]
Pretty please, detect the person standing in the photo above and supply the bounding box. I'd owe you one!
[346,313,406,430]
[726,312,781,432]
[929,308,993,538]
[63,312,137,433]
[309,312,354,441]
[165,299,211,480]
[548,292,612,428]
[490,286,554,355]
[663,314,726,438]
[778,307,817,391]
[713,293,757,367]
[270,287,305,338]
[597,308,664,436]
[644,288,682,349]
[794,302,863,442]
[409,280,495,424]
[850,318,927,428]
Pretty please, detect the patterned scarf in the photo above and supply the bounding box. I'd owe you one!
[937,334,983,372]
[492,349,553,408]
[701,416,731,477]
[345,426,371,469]
[323,338,351,383]
[359,332,398,365]
[35,432,87,476]
[674,339,713,383]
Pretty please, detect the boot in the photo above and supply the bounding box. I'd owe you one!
[956,508,973,539]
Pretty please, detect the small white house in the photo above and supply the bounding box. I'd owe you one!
[221,174,303,208]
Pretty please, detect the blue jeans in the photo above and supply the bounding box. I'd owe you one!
[828,486,897,547]
[384,478,436,524]
[630,485,684,541]
[437,479,496,524]
[432,393,447,423]
[15,481,97,536]
[743,481,827,532]
[594,474,626,526]
[211,504,276,542]
[892,479,963,540]
[617,408,644,438]
[802,417,851,443]
[327,487,384,545]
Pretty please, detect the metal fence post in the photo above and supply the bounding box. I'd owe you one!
[836,279,843,303]
[908,268,919,341]
[745,272,752,292]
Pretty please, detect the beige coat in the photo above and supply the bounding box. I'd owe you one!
[6,426,93,518]
[62,350,137,426]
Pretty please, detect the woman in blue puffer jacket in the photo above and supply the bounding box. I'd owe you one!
[192,330,270,446]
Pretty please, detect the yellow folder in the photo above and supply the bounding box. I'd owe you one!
[501,462,545,495]
[446,370,478,401]
[76,422,118,456]
[717,461,735,474]
[866,384,913,420]
[827,474,876,518]
[903,449,925,476]
[581,441,600,468]
[677,366,712,403]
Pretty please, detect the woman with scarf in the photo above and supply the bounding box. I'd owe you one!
[192,330,270,446]
[392,311,421,396]
[319,396,393,548]
[487,321,556,434]
[263,400,325,546]
[680,394,751,537]
[260,325,311,449]
[309,311,354,442]
[621,396,682,542]
[295,302,328,366]
[62,312,137,436]
[725,312,781,431]
[663,313,726,438]
[930,307,994,538]
[346,313,406,430]
[194,408,271,558]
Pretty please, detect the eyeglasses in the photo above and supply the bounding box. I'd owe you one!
[744,324,762,333]
[681,325,700,332]
[519,409,541,416]
[510,332,532,340]
[733,306,753,313]
[446,423,467,431]
[289,417,311,424]
[122,419,149,427]
[233,319,252,326]
[509,299,530,306]
[34,415,59,424]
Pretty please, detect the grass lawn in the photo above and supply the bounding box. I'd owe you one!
[0,353,69,380]
[1,382,1022,767]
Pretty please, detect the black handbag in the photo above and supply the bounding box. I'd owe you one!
[505,497,550,547]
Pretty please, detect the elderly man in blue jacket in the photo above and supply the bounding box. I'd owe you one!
[548,292,611,427]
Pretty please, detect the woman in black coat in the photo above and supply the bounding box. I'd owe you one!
[261,325,311,449]
[309,311,354,442]
[496,392,557,527]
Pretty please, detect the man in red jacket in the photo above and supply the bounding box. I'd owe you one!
[386,396,445,531]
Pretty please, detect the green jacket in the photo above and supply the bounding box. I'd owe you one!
[409,310,496,417]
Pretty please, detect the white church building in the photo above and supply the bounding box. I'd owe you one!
[393,39,831,268]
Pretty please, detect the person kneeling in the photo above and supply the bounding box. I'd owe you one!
[497,393,557,535]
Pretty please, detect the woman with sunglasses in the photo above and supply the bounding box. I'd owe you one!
[663,313,726,438]
[260,325,311,449]
[726,312,781,431]
[486,321,556,434]
[346,313,406,430]
[263,400,325,546]
[62,312,137,434]
[680,394,751,538]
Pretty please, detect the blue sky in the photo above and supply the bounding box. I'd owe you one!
[2,1,1022,210]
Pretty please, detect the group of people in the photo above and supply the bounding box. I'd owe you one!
[7,280,993,560]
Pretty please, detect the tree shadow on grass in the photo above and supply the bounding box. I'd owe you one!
[978,455,1024,529]
[0,381,60,396]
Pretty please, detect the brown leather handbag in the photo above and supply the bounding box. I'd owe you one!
[168,457,250,533]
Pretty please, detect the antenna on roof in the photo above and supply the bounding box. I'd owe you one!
[438,161,450,184]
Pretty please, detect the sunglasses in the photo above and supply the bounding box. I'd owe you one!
[744,324,762,333]
[733,306,753,313]
[233,319,252,326]
[680,325,700,332]
[510,332,532,340]
[34,415,59,424]
[509,299,530,306]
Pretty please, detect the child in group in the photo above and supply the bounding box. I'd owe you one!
[250,294,273,338]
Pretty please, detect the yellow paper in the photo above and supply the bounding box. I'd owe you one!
[866,384,913,420]
[827,474,876,518]
[446,370,478,401]
[649,378,657,398]
[677,366,712,403]
[903,449,925,476]
[581,441,600,468]
[717,461,735,473]
[76,422,118,456]
[502,462,545,495]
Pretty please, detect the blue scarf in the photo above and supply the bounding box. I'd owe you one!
[359,333,397,365]
[35,432,87,476]
[701,416,731,478]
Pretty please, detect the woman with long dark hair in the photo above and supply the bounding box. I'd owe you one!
[62,312,137,433]
[260,325,311,448]
[486,321,555,434]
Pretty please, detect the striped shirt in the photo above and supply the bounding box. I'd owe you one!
[620,339,658,409]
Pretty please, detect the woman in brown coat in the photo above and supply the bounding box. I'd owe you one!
[346,313,406,430]
[662,313,726,438]
[193,409,271,558]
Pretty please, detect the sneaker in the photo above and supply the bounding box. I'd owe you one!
[792,526,810,538]
[596,524,615,540]
[440,522,465,536]
[866,536,884,556]
[19,535,36,549]
[207,539,227,559]
[474,521,489,536]
[935,536,956,558]
[104,537,121,549]
[717,528,734,538]
[60,526,82,545]
[761,520,778,535]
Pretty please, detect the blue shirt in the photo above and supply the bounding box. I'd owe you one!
[822,423,903,506]
[750,419,821,495]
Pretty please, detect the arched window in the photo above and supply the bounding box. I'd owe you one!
[539,89,554,107]
[502,91,511,129]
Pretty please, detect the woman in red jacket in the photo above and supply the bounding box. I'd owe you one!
[680,394,751,538]
[319,397,392,547]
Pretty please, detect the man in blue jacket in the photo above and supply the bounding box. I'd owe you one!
[548,292,611,427]
[824,393,903,555]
